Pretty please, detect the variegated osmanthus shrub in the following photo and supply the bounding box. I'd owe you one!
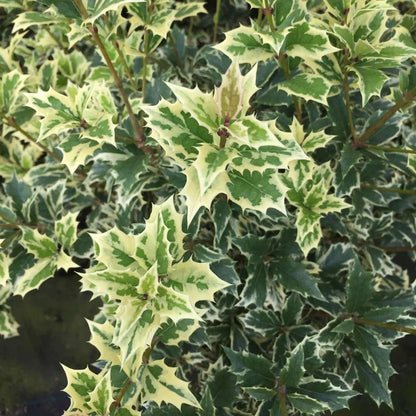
[0,0,415,415]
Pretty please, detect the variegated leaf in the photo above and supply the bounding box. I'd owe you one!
[226,169,287,216]
[25,82,116,146]
[153,285,200,323]
[14,258,57,297]
[0,252,10,285]
[81,269,140,300]
[167,83,220,131]
[280,73,332,105]
[138,359,200,409]
[56,252,78,272]
[20,227,57,258]
[91,227,138,271]
[58,134,102,174]
[214,60,245,123]
[295,208,322,256]
[285,22,339,62]
[180,166,229,222]
[12,11,62,33]
[0,69,27,115]
[167,259,229,305]
[0,306,19,338]
[55,212,79,250]
[215,25,278,65]
[114,300,159,375]
[87,320,121,365]
[351,64,389,106]
[143,100,210,164]
[85,0,145,25]
[63,366,101,413]
[89,369,113,416]
[146,197,186,260]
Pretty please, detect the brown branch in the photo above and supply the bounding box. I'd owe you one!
[354,316,416,335]
[72,0,148,153]
[362,144,416,154]
[357,86,416,144]
[0,112,61,162]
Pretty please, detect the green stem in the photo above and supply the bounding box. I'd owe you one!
[342,55,358,144]
[362,144,416,154]
[72,0,147,153]
[257,7,263,26]
[360,184,416,196]
[44,26,68,52]
[213,0,221,43]
[0,112,61,162]
[354,317,416,335]
[263,0,276,31]
[0,212,19,225]
[277,379,288,416]
[357,86,416,144]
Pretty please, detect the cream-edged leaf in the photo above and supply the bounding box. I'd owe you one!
[62,365,101,413]
[0,252,10,285]
[14,259,56,297]
[87,320,121,365]
[167,259,229,305]
[138,359,200,409]
[56,252,78,272]
[55,212,79,249]
[89,369,113,416]
[91,227,138,271]
[20,227,57,258]
[215,25,276,65]
[167,83,219,131]
[226,169,287,216]
[280,73,332,105]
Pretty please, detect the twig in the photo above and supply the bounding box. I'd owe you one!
[362,144,416,155]
[213,0,221,43]
[377,245,416,253]
[357,86,416,145]
[72,0,147,153]
[0,112,61,162]
[44,26,68,52]
[277,379,288,416]
[360,184,416,196]
[354,316,416,335]
[1,229,21,248]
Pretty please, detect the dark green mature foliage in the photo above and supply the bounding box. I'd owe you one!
[0,0,415,415]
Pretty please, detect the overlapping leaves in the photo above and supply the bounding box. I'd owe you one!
[144,60,307,222]
[75,198,228,413]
